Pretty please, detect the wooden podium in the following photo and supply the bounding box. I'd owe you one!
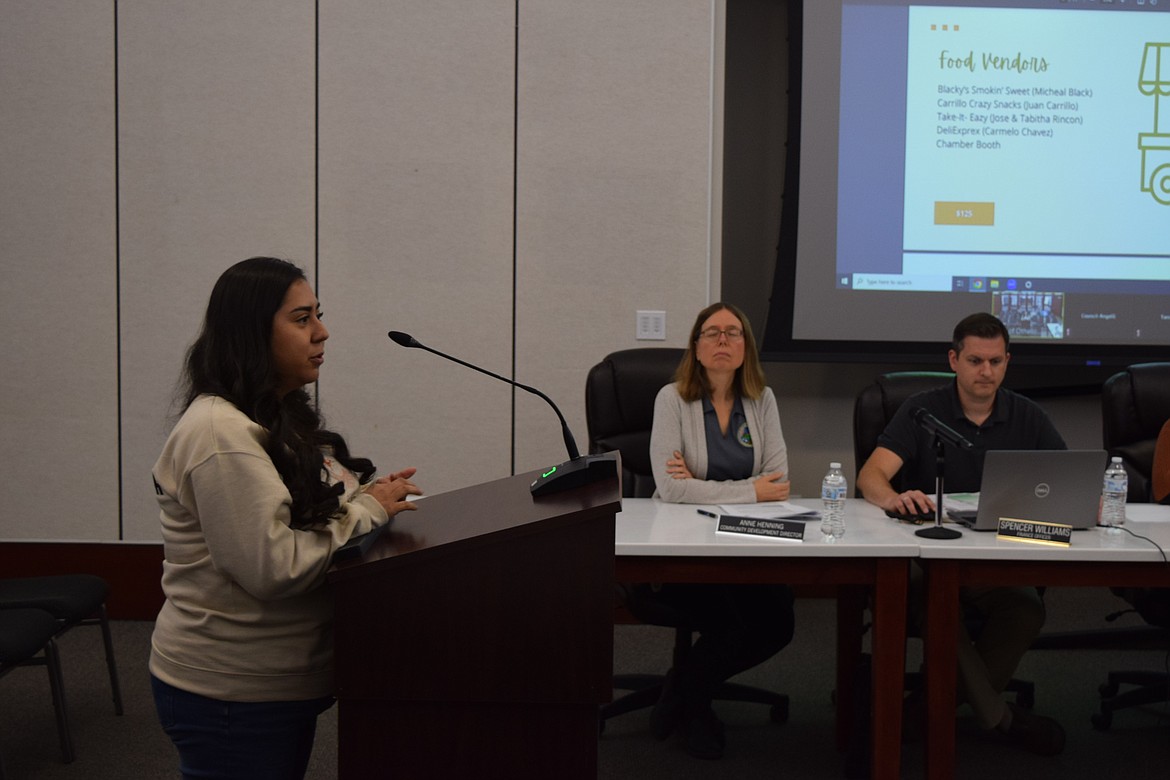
[328,467,620,779]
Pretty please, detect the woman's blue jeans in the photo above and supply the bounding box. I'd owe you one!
[151,675,334,780]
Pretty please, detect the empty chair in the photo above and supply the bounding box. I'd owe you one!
[0,608,74,775]
[0,575,123,716]
[1091,587,1170,729]
[1091,398,1170,729]
[1100,361,1170,501]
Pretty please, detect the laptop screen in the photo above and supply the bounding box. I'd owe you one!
[950,450,1107,531]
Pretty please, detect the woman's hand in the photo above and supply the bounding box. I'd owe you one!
[380,468,417,484]
[366,467,422,518]
[753,472,790,502]
[666,450,694,480]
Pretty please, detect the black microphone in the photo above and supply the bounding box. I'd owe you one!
[911,407,974,450]
[388,330,616,496]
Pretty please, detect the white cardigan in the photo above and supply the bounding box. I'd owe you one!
[649,384,789,504]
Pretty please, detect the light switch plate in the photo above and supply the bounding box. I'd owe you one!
[636,310,666,340]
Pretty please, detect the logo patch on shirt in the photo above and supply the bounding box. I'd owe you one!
[737,422,753,448]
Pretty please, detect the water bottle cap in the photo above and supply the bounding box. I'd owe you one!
[829,462,841,469]
[1110,456,1122,464]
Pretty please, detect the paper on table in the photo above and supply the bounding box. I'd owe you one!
[943,492,979,512]
[717,501,820,519]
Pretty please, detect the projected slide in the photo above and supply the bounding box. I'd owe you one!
[768,0,1170,363]
[902,6,1170,283]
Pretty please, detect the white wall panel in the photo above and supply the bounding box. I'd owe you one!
[514,0,718,474]
[117,1,316,540]
[0,0,1111,542]
[0,1,118,539]
[317,1,515,496]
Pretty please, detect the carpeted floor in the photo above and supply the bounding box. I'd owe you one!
[1,588,1167,779]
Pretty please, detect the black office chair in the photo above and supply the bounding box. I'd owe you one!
[585,348,789,730]
[0,575,123,717]
[1091,587,1170,729]
[852,371,956,497]
[1101,362,1170,502]
[1087,367,1170,728]
[0,608,74,776]
[851,371,1036,708]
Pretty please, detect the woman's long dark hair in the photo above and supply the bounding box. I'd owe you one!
[180,257,374,528]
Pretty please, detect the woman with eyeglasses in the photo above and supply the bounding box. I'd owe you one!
[644,301,795,759]
[651,302,790,504]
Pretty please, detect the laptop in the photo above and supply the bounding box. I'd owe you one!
[946,449,1108,531]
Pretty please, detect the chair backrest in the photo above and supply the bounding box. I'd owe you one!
[852,371,955,497]
[1101,362,1170,502]
[585,348,685,498]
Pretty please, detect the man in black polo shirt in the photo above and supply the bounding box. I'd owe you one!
[857,312,1066,756]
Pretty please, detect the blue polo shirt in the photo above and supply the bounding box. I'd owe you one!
[702,395,754,481]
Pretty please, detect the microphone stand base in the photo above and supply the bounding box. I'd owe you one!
[915,525,962,540]
[530,454,618,497]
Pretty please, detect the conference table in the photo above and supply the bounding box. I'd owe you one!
[614,497,921,779]
[918,503,1170,778]
[615,497,1170,780]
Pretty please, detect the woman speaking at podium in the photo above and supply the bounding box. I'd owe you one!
[647,302,796,760]
[149,257,421,779]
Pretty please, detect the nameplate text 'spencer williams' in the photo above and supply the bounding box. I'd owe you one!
[995,517,1073,547]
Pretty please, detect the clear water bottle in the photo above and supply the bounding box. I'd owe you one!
[1100,456,1127,532]
[820,462,847,542]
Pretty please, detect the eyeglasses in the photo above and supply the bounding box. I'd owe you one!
[697,327,744,342]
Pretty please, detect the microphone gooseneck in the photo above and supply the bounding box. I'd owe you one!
[387,330,580,461]
[911,406,974,450]
[910,406,966,540]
